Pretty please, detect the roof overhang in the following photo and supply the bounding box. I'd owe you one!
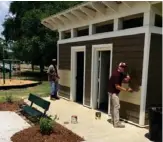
[41,1,162,31]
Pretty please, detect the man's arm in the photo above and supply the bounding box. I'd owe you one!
[112,75,128,92]
[54,65,60,78]
[113,74,132,92]
[115,84,133,92]
[115,84,127,92]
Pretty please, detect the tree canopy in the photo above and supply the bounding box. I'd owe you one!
[0,37,11,60]
[2,1,82,72]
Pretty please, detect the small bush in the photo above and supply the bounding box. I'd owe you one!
[5,94,13,103]
[39,115,58,135]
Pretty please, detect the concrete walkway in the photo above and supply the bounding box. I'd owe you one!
[25,98,151,142]
[0,111,30,142]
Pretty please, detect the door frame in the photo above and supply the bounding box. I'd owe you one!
[90,44,113,114]
[70,46,86,105]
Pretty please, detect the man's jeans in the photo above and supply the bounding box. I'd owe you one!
[50,81,58,97]
[109,93,120,125]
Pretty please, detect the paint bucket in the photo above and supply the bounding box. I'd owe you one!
[64,121,69,124]
[71,115,78,124]
[95,112,101,119]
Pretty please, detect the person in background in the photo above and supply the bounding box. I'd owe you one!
[108,62,133,128]
[47,59,60,100]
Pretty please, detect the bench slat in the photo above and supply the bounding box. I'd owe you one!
[23,106,42,117]
[28,93,50,110]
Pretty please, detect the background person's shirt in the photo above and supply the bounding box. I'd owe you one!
[108,69,127,94]
[47,64,56,81]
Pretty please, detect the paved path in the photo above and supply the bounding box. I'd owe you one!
[0,111,30,142]
[25,98,151,142]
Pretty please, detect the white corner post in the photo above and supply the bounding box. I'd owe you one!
[139,8,154,126]
[143,9,155,26]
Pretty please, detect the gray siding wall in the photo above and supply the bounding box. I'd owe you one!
[58,34,145,123]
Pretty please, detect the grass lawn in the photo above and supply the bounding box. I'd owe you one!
[0,81,50,102]
[0,68,51,102]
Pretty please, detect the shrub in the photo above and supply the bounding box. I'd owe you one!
[5,94,13,103]
[39,115,58,135]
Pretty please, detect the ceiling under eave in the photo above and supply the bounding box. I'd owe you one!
[41,1,162,31]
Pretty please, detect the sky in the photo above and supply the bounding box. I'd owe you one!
[0,1,10,38]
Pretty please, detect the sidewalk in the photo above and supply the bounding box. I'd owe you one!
[0,111,30,142]
[25,97,151,142]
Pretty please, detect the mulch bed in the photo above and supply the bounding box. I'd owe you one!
[11,123,84,142]
[0,100,25,111]
[0,100,84,142]
[0,79,37,86]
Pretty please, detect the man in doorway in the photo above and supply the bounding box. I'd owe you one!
[108,62,132,128]
[47,59,60,100]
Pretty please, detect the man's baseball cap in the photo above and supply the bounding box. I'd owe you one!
[118,62,127,68]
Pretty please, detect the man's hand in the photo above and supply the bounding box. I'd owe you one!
[115,84,128,92]
[127,88,133,93]
[123,75,131,83]
[115,84,133,93]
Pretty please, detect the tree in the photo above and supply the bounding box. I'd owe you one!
[0,38,9,59]
[2,1,82,73]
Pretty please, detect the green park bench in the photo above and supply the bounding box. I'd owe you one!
[22,93,50,118]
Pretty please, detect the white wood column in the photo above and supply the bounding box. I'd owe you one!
[89,24,95,35]
[139,9,155,126]
[71,28,77,38]
[114,18,123,31]
[143,10,155,26]
[59,31,65,40]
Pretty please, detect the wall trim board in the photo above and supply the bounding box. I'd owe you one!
[58,26,147,45]
[70,46,86,106]
[91,44,113,112]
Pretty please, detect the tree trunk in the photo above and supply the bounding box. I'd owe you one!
[40,63,44,73]
[39,62,44,82]
[31,64,34,72]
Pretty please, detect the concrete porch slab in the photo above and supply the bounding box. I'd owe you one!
[25,97,151,142]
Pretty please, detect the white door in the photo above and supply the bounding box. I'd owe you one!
[97,51,111,110]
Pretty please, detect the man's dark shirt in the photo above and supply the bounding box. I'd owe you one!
[108,69,127,94]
